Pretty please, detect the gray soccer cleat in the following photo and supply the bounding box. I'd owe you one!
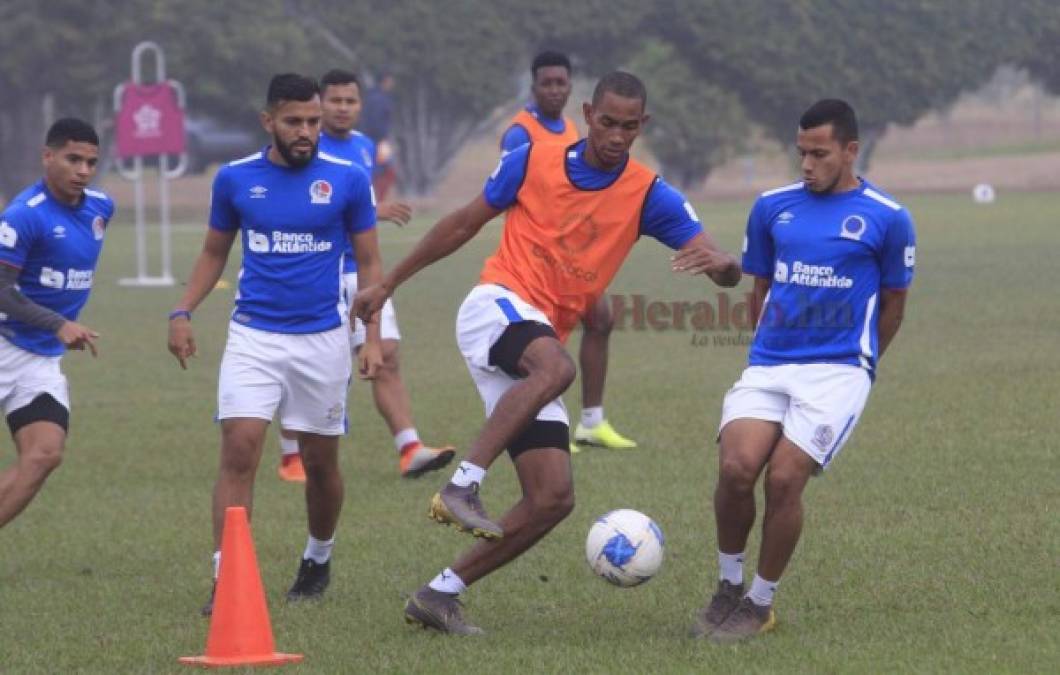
[690,580,744,638]
[404,585,484,635]
[429,482,503,540]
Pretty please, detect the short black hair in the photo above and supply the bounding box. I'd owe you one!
[799,99,859,145]
[531,50,571,79]
[591,71,647,109]
[320,68,360,91]
[266,73,319,108]
[45,118,98,148]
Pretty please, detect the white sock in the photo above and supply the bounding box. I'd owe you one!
[747,574,778,607]
[212,551,221,580]
[428,567,467,595]
[394,428,420,453]
[718,550,745,586]
[279,435,299,457]
[450,460,485,488]
[581,406,604,429]
[303,535,335,564]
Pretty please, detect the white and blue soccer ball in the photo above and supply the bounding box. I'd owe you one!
[585,509,665,587]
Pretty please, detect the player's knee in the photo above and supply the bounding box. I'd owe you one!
[584,298,614,335]
[718,455,758,493]
[763,466,807,504]
[380,341,401,373]
[532,484,575,524]
[540,351,576,394]
[24,442,64,476]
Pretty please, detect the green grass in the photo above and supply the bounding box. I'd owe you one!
[2,191,1058,673]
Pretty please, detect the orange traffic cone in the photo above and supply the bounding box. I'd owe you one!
[180,507,303,668]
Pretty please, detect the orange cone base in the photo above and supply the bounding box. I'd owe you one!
[179,652,303,668]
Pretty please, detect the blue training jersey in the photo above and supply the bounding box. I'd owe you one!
[0,180,115,356]
[318,130,376,274]
[484,139,703,249]
[209,147,376,334]
[743,179,916,375]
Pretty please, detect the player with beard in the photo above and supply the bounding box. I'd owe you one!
[167,73,382,614]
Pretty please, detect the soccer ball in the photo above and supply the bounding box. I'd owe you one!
[585,509,665,587]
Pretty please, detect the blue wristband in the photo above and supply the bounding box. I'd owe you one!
[168,309,191,321]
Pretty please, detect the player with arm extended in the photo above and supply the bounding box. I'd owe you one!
[691,99,916,643]
[0,118,113,528]
[166,74,382,615]
[356,72,740,634]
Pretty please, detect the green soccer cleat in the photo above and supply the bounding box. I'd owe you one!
[575,420,638,449]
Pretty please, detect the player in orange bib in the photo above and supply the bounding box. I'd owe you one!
[355,72,741,634]
[500,50,636,453]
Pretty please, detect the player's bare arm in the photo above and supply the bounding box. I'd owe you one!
[671,231,741,287]
[749,275,771,326]
[0,263,99,355]
[376,201,412,226]
[167,228,238,369]
[352,227,385,379]
[876,287,908,358]
[354,195,501,320]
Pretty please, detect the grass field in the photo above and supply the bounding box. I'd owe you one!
[2,190,1058,673]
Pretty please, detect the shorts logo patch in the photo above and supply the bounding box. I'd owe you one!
[325,402,343,423]
[813,424,835,449]
[310,179,333,205]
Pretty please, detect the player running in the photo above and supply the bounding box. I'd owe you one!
[500,50,636,452]
[275,68,453,483]
[0,119,113,529]
[167,74,382,614]
[356,72,741,634]
[691,99,916,642]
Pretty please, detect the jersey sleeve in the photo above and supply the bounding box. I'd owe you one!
[741,197,774,278]
[0,205,42,270]
[345,164,377,234]
[879,208,916,289]
[482,143,531,210]
[208,168,240,231]
[499,125,531,155]
[638,177,703,249]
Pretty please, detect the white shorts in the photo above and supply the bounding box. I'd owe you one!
[719,364,872,469]
[0,337,70,416]
[217,322,351,435]
[343,273,400,348]
[455,284,568,424]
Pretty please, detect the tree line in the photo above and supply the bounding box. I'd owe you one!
[2,0,1057,199]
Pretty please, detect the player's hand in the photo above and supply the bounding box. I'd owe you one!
[353,284,390,322]
[671,246,731,275]
[358,339,383,380]
[57,321,99,357]
[377,201,412,226]
[167,316,196,370]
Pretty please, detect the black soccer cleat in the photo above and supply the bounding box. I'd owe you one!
[285,558,331,603]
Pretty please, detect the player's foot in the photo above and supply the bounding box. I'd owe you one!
[285,558,331,603]
[429,482,503,540]
[277,454,306,483]
[200,582,216,617]
[690,580,743,638]
[575,420,637,449]
[404,585,484,635]
[400,443,456,479]
[709,597,776,643]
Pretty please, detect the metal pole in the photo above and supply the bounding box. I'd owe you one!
[159,154,173,282]
[133,156,146,279]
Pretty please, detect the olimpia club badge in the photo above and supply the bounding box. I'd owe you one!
[92,216,106,240]
[310,180,332,205]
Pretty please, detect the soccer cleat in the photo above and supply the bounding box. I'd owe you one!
[709,597,777,643]
[575,420,638,449]
[285,558,331,603]
[690,580,744,638]
[429,482,503,540]
[404,585,484,635]
[400,443,456,479]
[200,582,216,617]
[277,454,307,483]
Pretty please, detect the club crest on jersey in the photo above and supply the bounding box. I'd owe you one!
[310,179,333,205]
[840,215,867,241]
[92,216,105,240]
[812,424,835,449]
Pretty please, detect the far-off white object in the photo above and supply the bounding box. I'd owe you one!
[972,183,996,204]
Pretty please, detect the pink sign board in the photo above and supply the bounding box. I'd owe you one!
[115,82,185,158]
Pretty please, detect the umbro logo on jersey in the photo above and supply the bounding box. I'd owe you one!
[52,225,66,238]
[310,179,332,205]
[776,211,794,225]
[249,185,268,199]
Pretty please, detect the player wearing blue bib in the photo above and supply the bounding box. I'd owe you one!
[166,74,383,614]
[693,100,916,643]
[273,69,453,484]
[0,119,112,528]
[500,51,638,453]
